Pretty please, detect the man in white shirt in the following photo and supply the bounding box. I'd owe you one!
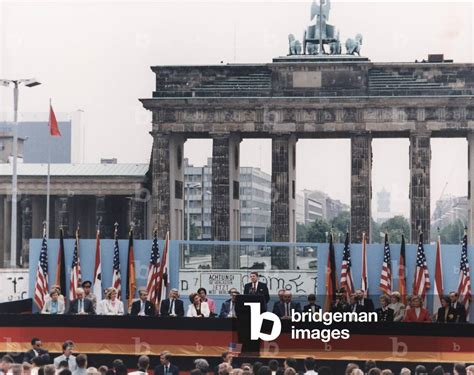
[304,357,318,375]
[128,355,150,375]
[53,341,77,372]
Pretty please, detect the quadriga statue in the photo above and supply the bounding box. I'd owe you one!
[345,33,363,55]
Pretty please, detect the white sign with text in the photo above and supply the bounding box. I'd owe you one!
[179,270,316,296]
[0,269,29,302]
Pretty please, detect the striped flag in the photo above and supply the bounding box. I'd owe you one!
[112,225,122,299]
[126,228,137,307]
[55,227,66,294]
[69,228,82,301]
[324,233,337,312]
[413,232,431,301]
[398,235,407,305]
[361,232,368,294]
[457,232,471,315]
[34,226,49,310]
[146,229,161,306]
[340,232,354,298]
[433,236,444,314]
[379,233,392,295]
[158,232,170,302]
[93,229,103,300]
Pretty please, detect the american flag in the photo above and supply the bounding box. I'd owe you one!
[69,228,82,301]
[34,227,49,310]
[361,232,368,294]
[111,225,122,299]
[412,232,431,301]
[340,232,354,298]
[146,229,161,305]
[379,233,392,295]
[228,342,242,355]
[457,233,471,313]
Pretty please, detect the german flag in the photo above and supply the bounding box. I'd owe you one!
[126,228,137,308]
[324,233,337,312]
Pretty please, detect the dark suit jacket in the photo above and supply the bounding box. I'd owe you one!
[272,300,284,314]
[23,348,50,364]
[375,307,394,322]
[67,298,95,315]
[451,302,467,323]
[160,298,184,317]
[219,299,238,318]
[303,303,322,312]
[359,298,375,312]
[348,303,365,313]
[130,300,156,316]
[243,282,270,302]
[274,301,302,317]
[154,363,179,375]
[437,306,456,323]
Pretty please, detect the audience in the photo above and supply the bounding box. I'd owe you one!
[153,352,179,375]
[303,357,317,375]
[23,337,51,364]
[73,354,88,375]
[53,341,77,371]
[128,355,150,375]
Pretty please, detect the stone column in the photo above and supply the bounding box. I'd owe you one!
[409,132,431,243]
[468,133,474,241]
[20,196,32,267]
[0,196,5,268]
[271,134,297,269]
[58,196,70,237]
[3,197,11,267]
[152,132,185,240]
[130,198,145,239]
[350,133,372,243]
[211,133,241,269]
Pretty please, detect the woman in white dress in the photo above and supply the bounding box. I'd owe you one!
[186,292,210,317]
[388,291,406,322]
[97,288,124,316]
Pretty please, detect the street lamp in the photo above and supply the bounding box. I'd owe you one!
[0,78,41,268]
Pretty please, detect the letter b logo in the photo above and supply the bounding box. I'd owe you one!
[245,302,282,341]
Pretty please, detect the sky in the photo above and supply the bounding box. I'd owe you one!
[0,0,473,217]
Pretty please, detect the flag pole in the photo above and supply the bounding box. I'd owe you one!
[46,98,52,240]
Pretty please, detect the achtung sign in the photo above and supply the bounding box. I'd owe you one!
[179,270,316,296]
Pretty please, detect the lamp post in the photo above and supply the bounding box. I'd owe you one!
[0,78,41,267]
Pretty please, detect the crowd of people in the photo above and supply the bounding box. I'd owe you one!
[0,339,473,375]
[39,272,469,323]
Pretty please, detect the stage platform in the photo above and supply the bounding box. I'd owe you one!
[0,314,472,366]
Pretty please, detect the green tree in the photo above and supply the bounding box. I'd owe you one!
[371,219,381,243]
[296,223,307,242]
[306,218,331,243]
[439,220,465,244]
[331,211,350,233]
[379,215,410,244]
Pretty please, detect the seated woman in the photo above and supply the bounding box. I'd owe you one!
[436,295,456,323]
[375,295,394,322]
[186,292,210,317]
[97,288,124,316]
[403,295,431,322]
[41,289,65,314]
[388,291,406,322]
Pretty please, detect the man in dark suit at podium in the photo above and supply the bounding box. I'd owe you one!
[243,271,270,311]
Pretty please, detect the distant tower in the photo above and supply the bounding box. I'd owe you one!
[377,188,391,221]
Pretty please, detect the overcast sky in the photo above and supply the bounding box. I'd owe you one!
[0,0,473,216]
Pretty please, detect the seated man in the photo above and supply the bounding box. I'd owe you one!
[355,289,374,312]
[160,289,184,317]
[303,294,321,313]
[23,337,51,364]
[219,288,239,318]
[67,288,95,315]
[131,289,156,316]
[275,291,301,319]
[272,289,285,314]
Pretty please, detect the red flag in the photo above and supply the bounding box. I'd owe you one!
[398,235,407,305]
[324,233,337,312]
[49,104,61,137]
[433,236,444,313]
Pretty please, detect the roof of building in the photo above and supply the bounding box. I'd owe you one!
[0,163,148,177]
